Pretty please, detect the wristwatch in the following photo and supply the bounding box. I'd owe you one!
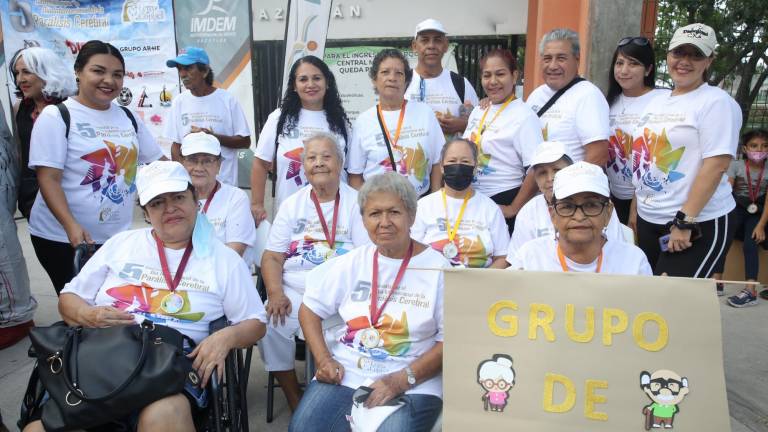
[675,211,697,223]
[404,366,417,388]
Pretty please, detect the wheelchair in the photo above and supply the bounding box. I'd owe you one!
[18,244,252,432]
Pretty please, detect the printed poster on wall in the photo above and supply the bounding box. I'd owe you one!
[0,0,179,139]
[174,0,255,186]
[323,45,459,121]
[443,269,730,431]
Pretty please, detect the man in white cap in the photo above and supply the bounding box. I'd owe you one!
[165,46,251,186]
[525,28,610,166]
[508,141,626,258]
[406,18,479,139]
[508,161,651,274]
[180,132,256,258]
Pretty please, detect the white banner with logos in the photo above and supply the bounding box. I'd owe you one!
[0,0,178,139]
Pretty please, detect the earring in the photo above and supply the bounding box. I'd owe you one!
[602,226,608,238]
[75,77,80,83]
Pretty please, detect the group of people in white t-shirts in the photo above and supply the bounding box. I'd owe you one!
[3,14,755,432]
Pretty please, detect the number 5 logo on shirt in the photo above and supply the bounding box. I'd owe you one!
[76,123,96,138]
[351,281,371,302]
[181,114,190,126]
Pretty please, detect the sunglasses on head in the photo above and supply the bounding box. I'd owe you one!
[618,37,650,47]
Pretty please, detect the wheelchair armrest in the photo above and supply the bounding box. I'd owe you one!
[209,316,230,334]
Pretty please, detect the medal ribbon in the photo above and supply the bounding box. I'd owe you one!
[310,189,340,250]
[201,182,220,214]
[744,160,765,206]
[474,95,515,146]
[370,241,414,327]
[441,189,471,244]
[557,244,602,273]
[377,100,407,148]
[154,232,194,292]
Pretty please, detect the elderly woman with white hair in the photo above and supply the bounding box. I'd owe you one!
[509,161,651,275]
[180,132,255,258]
[290,172,448,432]
[10,46,77,219]
[259,133,369,412]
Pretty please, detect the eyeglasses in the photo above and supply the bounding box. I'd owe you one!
[182,156,219,167]
[647,378,684,395]
[552,200,609,217]
[618,36,650,47]
[481,379,511,390]
[669,47,707,60]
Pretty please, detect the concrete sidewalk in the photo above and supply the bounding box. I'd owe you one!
[2,215,767,431]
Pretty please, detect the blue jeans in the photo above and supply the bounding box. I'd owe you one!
[289,380,442,432]
[732,206,762,279]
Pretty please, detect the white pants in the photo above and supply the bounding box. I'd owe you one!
[258,286,303,372]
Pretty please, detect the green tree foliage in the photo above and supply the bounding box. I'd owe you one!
[655,0,767,127]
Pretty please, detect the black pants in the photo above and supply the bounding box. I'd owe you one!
[490,187,520,235]
[30,236,101,295]
[636,213,733,278]
[610,194,632,225]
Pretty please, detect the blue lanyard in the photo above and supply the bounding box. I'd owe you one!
[419,78,426,102]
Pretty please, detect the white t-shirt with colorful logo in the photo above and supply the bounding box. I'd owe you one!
[348,101,445,196]
[525,80,610,163]
[165,89,251,186]
[265,183,369,295]
[507,236,652,275]
[405,69,480,140]
[28,98,162,244]
[463,98,543,196]
[199,183,256,257]
[412,190,509,267]
[60,228,267,343]
[509,194,627,256]
[252,108,349,210]
[303,244,449,397]
[632,84,741,224]
[608,89,670,199]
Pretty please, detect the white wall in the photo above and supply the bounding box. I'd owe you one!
[252,0,528,41]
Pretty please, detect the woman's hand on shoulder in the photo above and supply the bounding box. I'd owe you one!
[365,370,409,408]
[315,356,344,385]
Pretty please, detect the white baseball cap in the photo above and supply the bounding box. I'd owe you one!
[414,18,447,38]
[531,141,571,167]
[137,161,191,206]
[668,23,717,57]
[553,161,609,199]
[181,132,221,157]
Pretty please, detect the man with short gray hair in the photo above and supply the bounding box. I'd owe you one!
[525,28,610,167]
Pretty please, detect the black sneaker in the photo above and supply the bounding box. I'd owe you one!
[727,289,758,308]
[760,289,768,301]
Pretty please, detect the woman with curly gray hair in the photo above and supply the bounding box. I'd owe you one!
[348,49,445,198]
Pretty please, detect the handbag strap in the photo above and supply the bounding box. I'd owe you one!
[61,323,152,402]
[536,77,584,117]
[375,108,397,170]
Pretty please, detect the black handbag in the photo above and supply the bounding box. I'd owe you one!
[28,320,197,432]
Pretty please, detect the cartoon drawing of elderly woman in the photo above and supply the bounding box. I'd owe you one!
[477,354,516,412]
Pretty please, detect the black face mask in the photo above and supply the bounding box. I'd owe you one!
[443,163,475,191]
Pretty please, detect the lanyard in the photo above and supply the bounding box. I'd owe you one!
[419,78,426,102]
[310,189,340,249]
[556,243,602,273]
[377,100,407,149]
[745,160,765,204]
[474,95,515,146]
[370,241,414,327]
[441,189,471,243]
[153,232,193,292]
[201,182,220,214]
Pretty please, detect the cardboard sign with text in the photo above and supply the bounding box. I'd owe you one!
[443,269,730,431]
